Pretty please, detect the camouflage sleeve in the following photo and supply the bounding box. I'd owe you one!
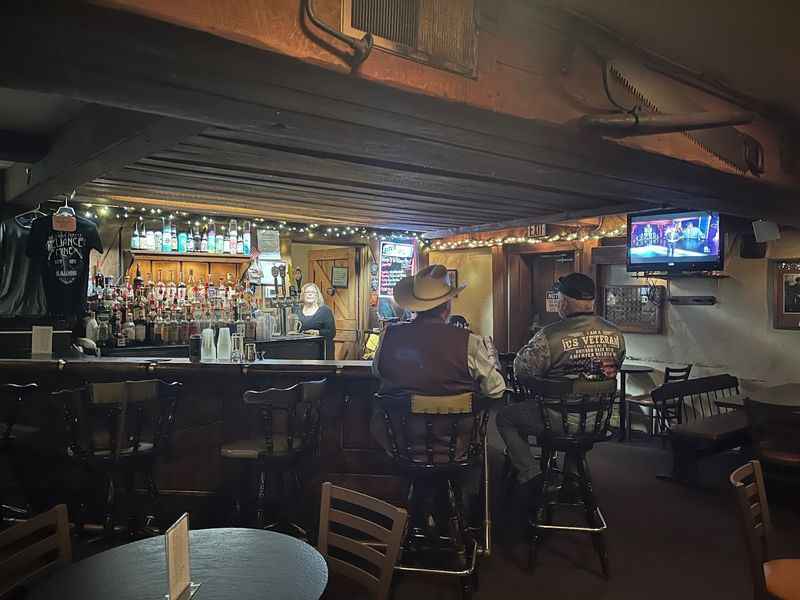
[513,331,551,378]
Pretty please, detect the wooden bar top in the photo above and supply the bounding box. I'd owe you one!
[0,356,374,379]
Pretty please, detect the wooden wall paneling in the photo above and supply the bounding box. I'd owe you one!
[491,245,508,352]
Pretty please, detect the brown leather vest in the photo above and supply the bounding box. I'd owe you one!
[377,320,476,396]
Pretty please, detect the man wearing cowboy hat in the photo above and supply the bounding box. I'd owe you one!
[371,264,506,450]
[496,272,625,491]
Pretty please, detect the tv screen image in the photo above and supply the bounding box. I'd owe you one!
[627,210,722,272]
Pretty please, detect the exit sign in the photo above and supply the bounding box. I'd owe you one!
[528,224,547,238]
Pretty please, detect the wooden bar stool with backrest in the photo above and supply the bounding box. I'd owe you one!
[519,376,617,578]
[318,482,408,600]
[221,379,325,537]
[0,504,71,598]
[730,460,800,600]
[374,391,489,599]
[52,380,181,536]
[1,383,39,522]
[625,364,692,441]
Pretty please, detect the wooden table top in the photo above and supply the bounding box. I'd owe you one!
[29,528,328,600]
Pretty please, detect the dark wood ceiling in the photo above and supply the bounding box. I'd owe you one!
[3,3,800,232]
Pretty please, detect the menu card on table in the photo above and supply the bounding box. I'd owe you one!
[165,513,200,600]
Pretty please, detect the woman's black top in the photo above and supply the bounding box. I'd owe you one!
[298,304,336,359]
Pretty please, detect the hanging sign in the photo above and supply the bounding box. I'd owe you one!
[528,223,547,238]
[545,290,560,313]
[256,229,281,257]
[379,241,415,297]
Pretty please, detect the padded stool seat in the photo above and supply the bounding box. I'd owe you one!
[220,436,303,460]
[68,442,155,459]
[764,559,800,600]
[671,409,748,443]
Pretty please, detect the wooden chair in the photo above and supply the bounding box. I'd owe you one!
[625,364,692,441]
[318,482,407,600]
[744,399,800,480]
[730,461,800,600]
[0,504,71,597]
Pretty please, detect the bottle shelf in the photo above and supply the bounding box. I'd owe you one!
[130,250,251,264]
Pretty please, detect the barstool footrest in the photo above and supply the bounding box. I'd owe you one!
[395,538,479,577]
[532,506,607,533]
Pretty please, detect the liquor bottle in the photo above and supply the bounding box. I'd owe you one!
[229,219,238,254]
[154,226,163,253]
[187,227,195,252]
[133,265,144,298]
[178,226,188,253]
[171,222,178,252]
[236,231,243,255]
[208,221,216,253]
[201,227,209,252]
[162,219,171,252]
[124,312,136,344]
[193,228,201,253]
[216,228,225,256]
[177,271,187,302]
[134,306,147,343]
[167,271,177,302]
[223,232,231,254]
[167,303,179,344]
[131,223,140,250]
[146,272,155,302]
[156,270,166,302]
[207,274,216,302]
[242,221,251,255]
[85,311,99,342]
[144,224,155,251]
[187,269,197,302]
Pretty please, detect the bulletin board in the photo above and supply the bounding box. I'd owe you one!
[379,241,415,297]
[603,285,665,334]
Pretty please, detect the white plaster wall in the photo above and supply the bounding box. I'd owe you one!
[607,233,800,388]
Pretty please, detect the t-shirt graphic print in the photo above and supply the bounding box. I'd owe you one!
[27,216,103,318]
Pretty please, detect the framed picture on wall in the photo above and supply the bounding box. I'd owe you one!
[771,259,800,329]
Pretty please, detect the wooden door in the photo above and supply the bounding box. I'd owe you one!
[309,247,360,359]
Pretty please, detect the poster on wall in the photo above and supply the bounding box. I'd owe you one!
[379,241,415,297]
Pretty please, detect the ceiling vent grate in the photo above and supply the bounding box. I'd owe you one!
[343,0,477,77]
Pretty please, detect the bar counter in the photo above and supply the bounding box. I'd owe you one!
[0,355,403,513]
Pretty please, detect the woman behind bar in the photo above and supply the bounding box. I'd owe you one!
[298,282,336,359]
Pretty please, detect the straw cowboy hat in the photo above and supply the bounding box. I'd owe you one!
[393,264,466,312]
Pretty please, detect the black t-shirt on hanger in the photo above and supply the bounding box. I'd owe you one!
[26,215,103,319]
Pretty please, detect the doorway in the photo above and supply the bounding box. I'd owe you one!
[508,250,576,351]
[306,246,361,359]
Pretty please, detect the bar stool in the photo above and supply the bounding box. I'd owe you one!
[221,379,325,537]
[1,383,39,523]
[375,391,490,599]
[519,376,617,578]
[52,380,181,537]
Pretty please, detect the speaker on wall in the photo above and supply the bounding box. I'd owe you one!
[740,233,767,259]
[752,220,780,243]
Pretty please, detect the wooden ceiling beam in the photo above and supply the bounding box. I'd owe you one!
[2,3,798,223]
[3,105,205,208]
[0,130,49,164]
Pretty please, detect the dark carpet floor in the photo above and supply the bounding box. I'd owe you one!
[386,415,800,600]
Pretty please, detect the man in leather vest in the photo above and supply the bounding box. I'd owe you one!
[497,272,625,489]
[371,264,506,453]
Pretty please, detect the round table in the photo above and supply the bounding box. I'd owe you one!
[29,528,328,600]
[618,364,655,441]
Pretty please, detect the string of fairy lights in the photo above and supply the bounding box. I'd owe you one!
[428,225,627,251]
[76,202,431,245]
[73,201,625,250]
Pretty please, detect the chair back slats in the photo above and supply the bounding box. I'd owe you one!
[374,393,488,468]
[52,381,181,461]
[651,374,739,432]
[518,377,617,443]
[0,504,71,597]
[730,460,774,598]
[318,482,408,600]
[1,383,38,442]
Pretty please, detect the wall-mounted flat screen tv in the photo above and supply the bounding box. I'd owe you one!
[627,210,723,272]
